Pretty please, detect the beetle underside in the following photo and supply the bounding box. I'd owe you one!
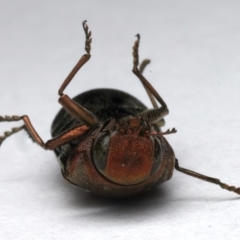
[0,21,239,197]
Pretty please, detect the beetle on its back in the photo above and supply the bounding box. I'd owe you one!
[0,21,239,198]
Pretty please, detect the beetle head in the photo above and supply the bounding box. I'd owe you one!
[93,116,162,185]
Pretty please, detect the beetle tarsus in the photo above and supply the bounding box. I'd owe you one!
[0,125,25,146]
[0,115,22,122]
[175,159,240,195]
[82,20,92,55]
[132,34,140,69]
[0,115,25,145]
[219,182,240,195]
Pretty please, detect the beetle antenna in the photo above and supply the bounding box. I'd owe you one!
[82,20,92,55]
[139,59,151,74]
[175,159,240,195]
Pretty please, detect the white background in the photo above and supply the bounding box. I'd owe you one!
[0,1,240,239]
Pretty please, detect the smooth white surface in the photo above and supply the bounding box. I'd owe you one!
[0,1,240,239]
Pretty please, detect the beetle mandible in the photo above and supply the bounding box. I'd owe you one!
[0,21,239,198]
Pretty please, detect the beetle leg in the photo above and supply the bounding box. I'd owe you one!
[0,115,90,149]
[134,41,158,109]
[132,34,169,124]
[139,59,165,127]
[58,21,92,95]
[175,159,240,195]
[57,21,98,128]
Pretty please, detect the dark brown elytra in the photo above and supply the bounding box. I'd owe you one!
[0,21,239,198]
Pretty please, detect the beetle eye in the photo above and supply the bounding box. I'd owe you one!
[151,137,162,174]
[93,132,110,171]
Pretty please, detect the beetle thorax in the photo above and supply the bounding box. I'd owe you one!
[93,116,162,186]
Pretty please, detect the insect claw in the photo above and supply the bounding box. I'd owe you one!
[82,20,87,27]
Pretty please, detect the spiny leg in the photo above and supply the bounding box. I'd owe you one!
[0,115,90,149]
[175,159,240,195]
[132,34,169,124]
[58,20,98,128]
[0,22,95,148]
[58,21,92,95]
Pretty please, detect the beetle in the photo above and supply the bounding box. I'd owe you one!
[0,21,239,198]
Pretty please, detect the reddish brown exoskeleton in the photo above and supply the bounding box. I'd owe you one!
[0,21,239,198]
